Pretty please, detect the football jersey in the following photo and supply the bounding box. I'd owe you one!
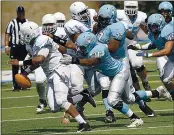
[89,43,123,77]
[64,9,97,39]
[148,23,174,61]
[32,35,63,76]
[97,22,127,59]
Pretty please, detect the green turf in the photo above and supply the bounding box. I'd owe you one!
[1,52,11,70]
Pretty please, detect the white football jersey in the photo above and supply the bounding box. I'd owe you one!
[64,8,97,38]
[32,35,62,76]
[117,9,147,44]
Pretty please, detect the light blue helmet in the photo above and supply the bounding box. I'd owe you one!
[147,13,165,33]
[76,32,97,56]
[98,4,117,28]
[158,1,173,15]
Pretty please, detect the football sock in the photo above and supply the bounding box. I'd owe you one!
[74,114,86,124]
[36,83,46,100]
[103,98,113,111]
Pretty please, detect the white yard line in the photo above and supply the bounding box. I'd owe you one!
[1,108,174,122]
[2,106,35,109]
[46,125,173,135]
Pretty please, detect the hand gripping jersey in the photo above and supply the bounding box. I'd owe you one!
[88,42,123,77]
[64,9,97,39]
[117,9,147,40]
[32,35,63,76]
[97,22,127,59]
[148,23,174,61]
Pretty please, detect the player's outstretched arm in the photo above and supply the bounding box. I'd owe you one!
[150,41,174,57]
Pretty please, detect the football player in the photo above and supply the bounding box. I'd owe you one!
[136,13,174,100]
[60,31,172,127]
[63,1,100,119]
[94,4,155,122]
[41,13,96,123]
[8,21,91,132]
[117,1,151,91]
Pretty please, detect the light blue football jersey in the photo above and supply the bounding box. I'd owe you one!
[148,23,174,60]
[88,42,123,77]
[97,22,127,60]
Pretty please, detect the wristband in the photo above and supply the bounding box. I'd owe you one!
[5,46,9,49]
[25,67,32,74]
[23,59,33,66]
[53,35,67,46]
[19,61,24,66]
[72,57,80,64]
[148,53,153,57]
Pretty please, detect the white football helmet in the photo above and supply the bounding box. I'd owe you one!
[54,12,66,27]
[19,21,40,45]
[70,2,90,23]
[124,1,138,16]
[42,14,57,34]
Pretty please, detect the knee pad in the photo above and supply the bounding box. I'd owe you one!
[112,101,123,111]
[135,65,145,73]
[107,96,120,107]
[99,77,110,90]
[102,90,109,99]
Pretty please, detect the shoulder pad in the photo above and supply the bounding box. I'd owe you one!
[35,35,53,49]
[161,24,174,40]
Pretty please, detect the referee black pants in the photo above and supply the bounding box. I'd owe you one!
[10,45,28,89]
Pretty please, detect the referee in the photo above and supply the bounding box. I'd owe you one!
[5,6,28,90]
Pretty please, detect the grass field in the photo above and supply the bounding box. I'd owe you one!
[1,53,174,135]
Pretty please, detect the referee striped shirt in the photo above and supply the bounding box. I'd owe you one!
[5,18,28,45]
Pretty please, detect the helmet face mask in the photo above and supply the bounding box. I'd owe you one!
[148,24,160,33]
[75,8,90,23]
[42,23,57,34]
[98,15,111,29]
[124,1,138,16]
[42,14,57,34]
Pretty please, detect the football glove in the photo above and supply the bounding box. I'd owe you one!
[136,51,152,58]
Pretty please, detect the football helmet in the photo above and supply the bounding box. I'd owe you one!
[70,2,90,23]
[19,21,40,45]
[54,12,66,27]
[76,32,97,56]
[158,1,173,20]
[124,1,138,16]
[98,4,117,28]
[42,14,57,34]
[147,13,165,33]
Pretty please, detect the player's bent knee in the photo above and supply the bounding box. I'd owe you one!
[135,65,145,73]
[107,96,119,107]
[61,101,71,111]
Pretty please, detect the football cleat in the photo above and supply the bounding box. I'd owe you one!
[156,86,172,101]
[139,103,155,117]
[36,99,47,113]
[104,110,116,123]
[77,122,91,132]
[127,118,144,128]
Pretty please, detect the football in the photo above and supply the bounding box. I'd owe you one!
[15,74,31,88]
